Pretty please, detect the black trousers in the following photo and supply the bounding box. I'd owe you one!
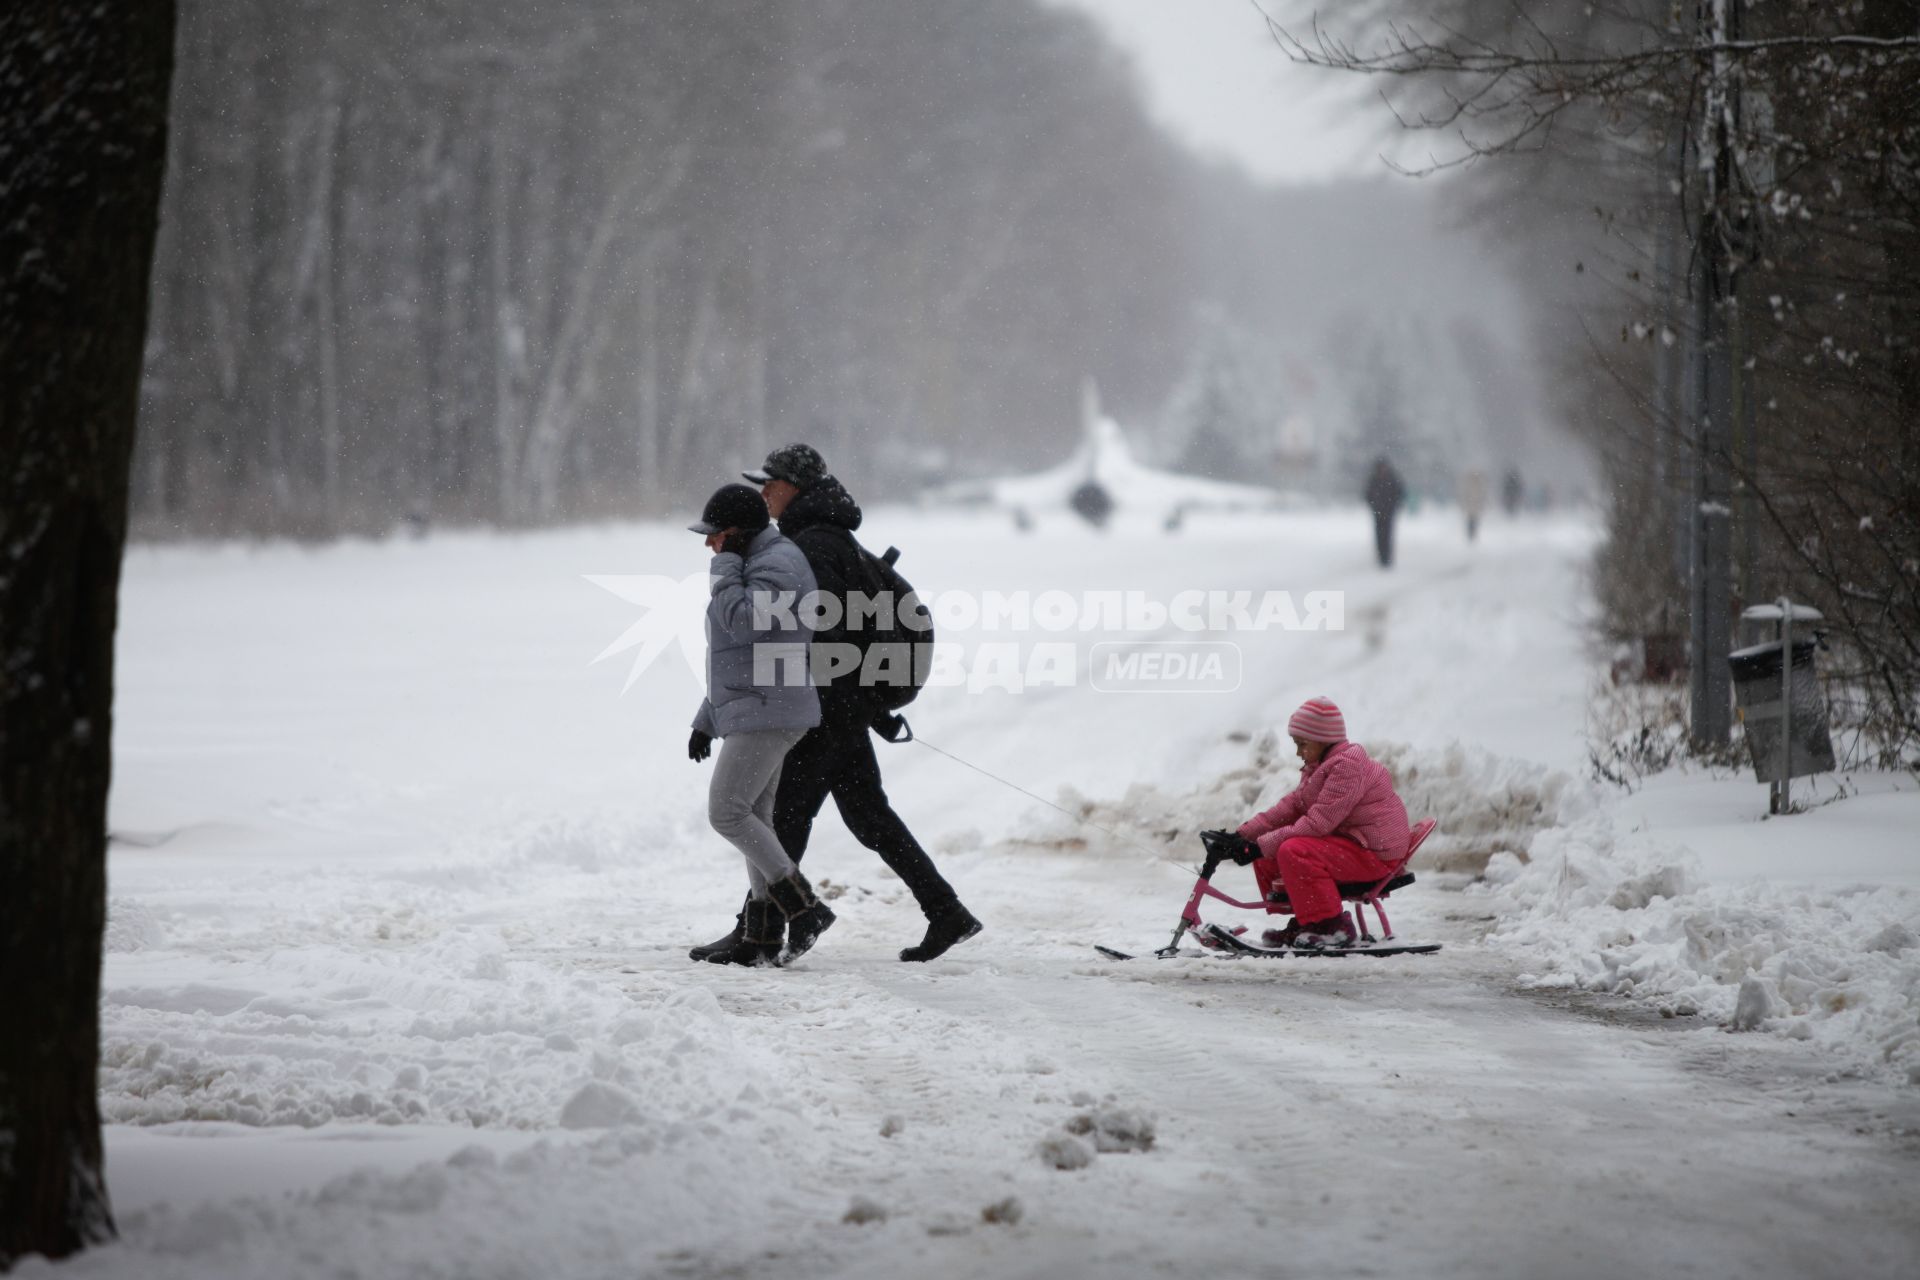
[1372,512,1397,567]
[773,711,958,917]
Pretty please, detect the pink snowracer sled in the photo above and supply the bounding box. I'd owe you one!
[1092,819,1442,961]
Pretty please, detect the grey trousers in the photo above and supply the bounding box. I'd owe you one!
[708,727,806,898]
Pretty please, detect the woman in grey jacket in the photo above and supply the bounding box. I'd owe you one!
[686,484,834,966]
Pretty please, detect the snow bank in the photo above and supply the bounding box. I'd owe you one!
[98,814,794,1131]
[22,1127,812,1280]
[106,898,167,953]
[1483,812,1920,1085]
[99,956,779,1129]
[1027,733,1590,878]
[1372,740,1593,873]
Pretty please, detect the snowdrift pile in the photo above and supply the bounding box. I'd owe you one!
[1483,814,1920,1085]
[1032,732,1585,878]
[96,816,805,1130]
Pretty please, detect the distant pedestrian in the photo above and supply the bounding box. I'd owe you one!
[1501,467,1524,517]
[1364,457,1406,568]
[685,483,836,968]
[689,443,982,964]
[1458,469,1488,543]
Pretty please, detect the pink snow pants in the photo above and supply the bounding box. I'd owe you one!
[1252,835,1392,925]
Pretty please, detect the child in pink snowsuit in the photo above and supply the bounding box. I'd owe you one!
[1237,697,1410,947]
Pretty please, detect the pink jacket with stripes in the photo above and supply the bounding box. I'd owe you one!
[1237,741,1411,861]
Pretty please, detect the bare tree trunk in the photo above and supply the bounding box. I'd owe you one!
[1865,0,1920,748]
[291,71,346,532]
[522,145,693,518]
[445,121,488,518]
[666,271,723,480]
[635,232,664,507]
[487,88,522,522]
[0,1,173,1266]
[1866,0,1920,491]
[314,76,345,531]
[418,116,454,518]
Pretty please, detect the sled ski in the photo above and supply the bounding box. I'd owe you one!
[1092,928,1440,962]
[1199,922,1440,957]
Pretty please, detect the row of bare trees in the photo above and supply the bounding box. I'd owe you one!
[1281,0,1920,760]
[134,0,1206,537]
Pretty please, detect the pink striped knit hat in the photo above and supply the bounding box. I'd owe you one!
[1287,697,1347,744]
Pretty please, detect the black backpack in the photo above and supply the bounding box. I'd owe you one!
[823,530,935,712]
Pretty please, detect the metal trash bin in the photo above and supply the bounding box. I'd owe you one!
[1728,635,1834,796]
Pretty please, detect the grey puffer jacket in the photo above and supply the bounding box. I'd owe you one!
[692,526,822,738]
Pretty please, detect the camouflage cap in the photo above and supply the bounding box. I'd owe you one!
[742,443,828,490]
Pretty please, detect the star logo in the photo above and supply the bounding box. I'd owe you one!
[584,573,708,692]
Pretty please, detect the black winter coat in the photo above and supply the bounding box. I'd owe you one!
[779,476,882,725]
[1364,462,1406,517]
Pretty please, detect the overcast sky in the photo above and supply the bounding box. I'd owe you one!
[1052,0,1398,186]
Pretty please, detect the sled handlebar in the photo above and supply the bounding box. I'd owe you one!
[1198,828,1258,869]
[1156,831,1253,955]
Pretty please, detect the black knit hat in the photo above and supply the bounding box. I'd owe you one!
[688,483,771,536]
[742,443,828,490]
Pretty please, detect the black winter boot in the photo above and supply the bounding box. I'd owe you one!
[900,903,982,962]
[766,871,835,963]
[703,899,782,967]
[688,893,754,962]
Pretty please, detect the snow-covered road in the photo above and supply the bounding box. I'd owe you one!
[34,508,1919,1279]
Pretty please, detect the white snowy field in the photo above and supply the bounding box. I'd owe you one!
[26,505,1920,1279]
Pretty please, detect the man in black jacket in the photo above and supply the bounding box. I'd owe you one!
[1364,456,1406,569]
[688,444,982,963]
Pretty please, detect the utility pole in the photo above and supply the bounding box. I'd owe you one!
[1689,0,1739,746]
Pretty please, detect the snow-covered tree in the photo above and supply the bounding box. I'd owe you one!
[1322,316,1484,500]
[1159,309,1285,482]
